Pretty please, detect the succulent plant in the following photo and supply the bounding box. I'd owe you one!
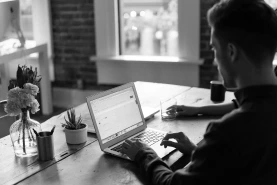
[61,108,84,130]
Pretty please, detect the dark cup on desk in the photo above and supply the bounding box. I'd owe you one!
[210,80,226,102]
[36,131,54,161]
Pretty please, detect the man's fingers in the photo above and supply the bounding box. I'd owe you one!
[125,139,134,145]
[166,110,176,115]
[167,105,187,112]
[121,146,127,153]
[163,132,183,141]
[176,105,185,112]
[176,111,188,116]
[160,140,180,149]
[122,141,131,148]
[166,105,177,110]
[130,138,143,144]
[125,139,143,148]
[135,138,143,143]
[121,142,130,153]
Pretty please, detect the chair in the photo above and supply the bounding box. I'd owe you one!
[0,100,15,138]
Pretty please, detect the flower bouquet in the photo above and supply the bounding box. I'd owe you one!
[5,65,42,157]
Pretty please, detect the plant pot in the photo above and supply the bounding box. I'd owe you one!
[64,123,87,144]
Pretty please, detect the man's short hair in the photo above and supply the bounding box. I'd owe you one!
[207,0,277,65]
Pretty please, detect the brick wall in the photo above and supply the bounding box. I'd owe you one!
[50,0,97,89]
[199,0,219,88]
[50,0,218,89]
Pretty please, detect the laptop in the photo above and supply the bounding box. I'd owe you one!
[87,106,159,134]
[86,82,175,160]
[143,107,160,121]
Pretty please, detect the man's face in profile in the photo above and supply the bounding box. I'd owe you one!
[210,28,236,89]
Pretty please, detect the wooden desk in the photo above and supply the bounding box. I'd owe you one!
[0,40,53,115]
[0,82,235,185]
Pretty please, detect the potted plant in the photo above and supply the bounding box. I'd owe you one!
[61,108,87,144]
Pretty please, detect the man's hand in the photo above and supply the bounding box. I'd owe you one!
[160,132,196,155]
[121,139,150,161]
[168,105,200,116]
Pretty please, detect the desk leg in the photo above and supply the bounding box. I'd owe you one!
[0,63,9,101]
[38,45,53,115]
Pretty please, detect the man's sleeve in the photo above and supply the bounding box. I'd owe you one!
[134,122,234,185]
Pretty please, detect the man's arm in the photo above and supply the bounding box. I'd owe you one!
[197,101,237,115]
[174,100,237,117]
[123,121,234,185]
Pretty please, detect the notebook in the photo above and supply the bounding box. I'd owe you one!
[86,82,175,160]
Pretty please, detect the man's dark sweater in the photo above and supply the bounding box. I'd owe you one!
[135,85,277,185]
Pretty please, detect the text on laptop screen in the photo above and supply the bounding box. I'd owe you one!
[90,87,143,144]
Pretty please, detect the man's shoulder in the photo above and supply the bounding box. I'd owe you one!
[208,109,242,128]
[205,109,253,138]
[218,108,244,125]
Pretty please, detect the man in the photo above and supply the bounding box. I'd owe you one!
[121,0,277,184]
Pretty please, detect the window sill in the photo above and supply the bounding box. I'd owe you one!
[90,55,203,87]
[90,55,203,64]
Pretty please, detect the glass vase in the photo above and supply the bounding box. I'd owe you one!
[9,110,41,157]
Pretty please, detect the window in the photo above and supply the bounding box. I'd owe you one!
[20,0,33,40]
[264,0,277,62]
[94,0,202,86]
[119,0,178,56]
[94,0,200,59]
[264,0,277,9]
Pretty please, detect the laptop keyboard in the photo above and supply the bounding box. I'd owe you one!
[111,130,166,153]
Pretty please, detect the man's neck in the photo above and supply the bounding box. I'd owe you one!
[236,67,277,89]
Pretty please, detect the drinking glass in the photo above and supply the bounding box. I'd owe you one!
[160,98,177,121]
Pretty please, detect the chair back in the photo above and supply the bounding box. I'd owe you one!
[0,100,16,138]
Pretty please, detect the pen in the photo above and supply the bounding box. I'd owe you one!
[33,129,39,137]
[50,125,56,135]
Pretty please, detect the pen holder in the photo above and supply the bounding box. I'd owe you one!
[36,131,54,161]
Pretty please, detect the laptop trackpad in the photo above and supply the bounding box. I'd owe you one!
[151,142,176,159]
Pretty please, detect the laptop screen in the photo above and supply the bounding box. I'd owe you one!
[89,87,144,144]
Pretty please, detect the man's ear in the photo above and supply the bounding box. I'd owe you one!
[227,43,238,62]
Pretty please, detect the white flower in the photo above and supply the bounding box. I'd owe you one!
[16,90,32,107]
[30,99,40,114]
[4,100,21,116]
[5,87,38,116]
[7,87,21,100]
[23,83,39,96]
